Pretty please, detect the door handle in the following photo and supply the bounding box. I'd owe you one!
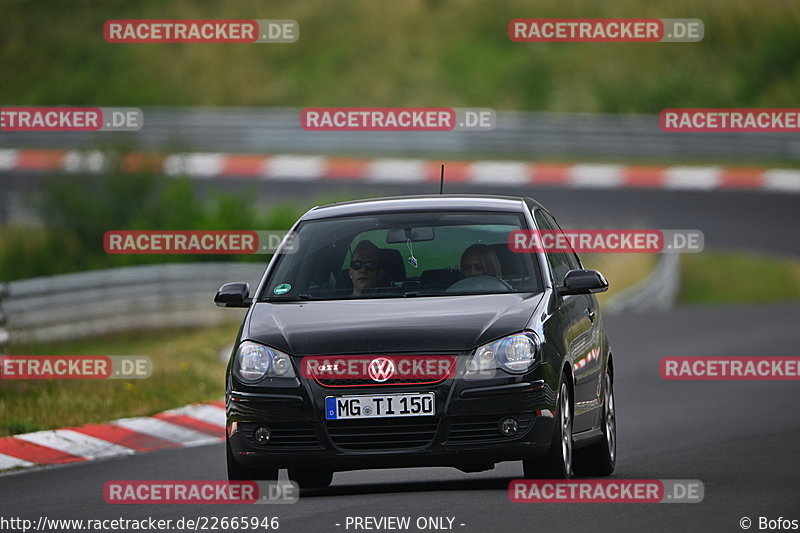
[586,308,595,322]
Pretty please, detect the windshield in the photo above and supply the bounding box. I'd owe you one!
[259,211,543,301]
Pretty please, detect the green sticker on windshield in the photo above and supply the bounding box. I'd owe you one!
[273,283,291,295]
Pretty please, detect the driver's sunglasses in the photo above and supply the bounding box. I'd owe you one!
[349,260,378,272]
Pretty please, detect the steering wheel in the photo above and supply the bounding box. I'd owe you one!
[445,274,513,294]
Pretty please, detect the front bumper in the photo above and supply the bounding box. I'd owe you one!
[226,360,558,472]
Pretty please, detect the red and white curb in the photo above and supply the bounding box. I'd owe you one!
[0,401,225,473]
[1,148,798,193]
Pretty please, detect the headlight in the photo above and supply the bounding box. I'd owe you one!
[466,333,539,376]
[234,341,296,383]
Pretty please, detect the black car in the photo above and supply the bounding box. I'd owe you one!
[216,195,615,487]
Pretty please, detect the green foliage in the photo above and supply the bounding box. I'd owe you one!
[0,168,306,280]
[4,417,42,435]
[0,0,798,112]
[679,252,800,304]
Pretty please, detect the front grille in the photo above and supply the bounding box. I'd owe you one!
[446,414,534,444]
[239,421,321,449]
[304,355,456,388]
[316,377,444,387]
[326,418,439,450]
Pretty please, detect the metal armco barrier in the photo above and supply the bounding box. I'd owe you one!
[0,107,797,161]
[604,253,680,314]
[0,263,265,344]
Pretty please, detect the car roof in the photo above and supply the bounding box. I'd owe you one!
[301,194,544,221]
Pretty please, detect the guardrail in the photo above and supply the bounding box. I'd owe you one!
[604,253,681,314]
[1,107,797,161]
[0,263,265,345]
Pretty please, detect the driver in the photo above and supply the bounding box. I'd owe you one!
[460,244,501,279]
[348,240,386,295]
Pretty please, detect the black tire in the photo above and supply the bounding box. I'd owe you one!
[288,468,333,489]
[574,370,616,477]
[226,439,279,481]
[523,379,573,479]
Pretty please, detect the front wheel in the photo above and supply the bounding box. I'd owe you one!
[523,380,573,479]
[226,439,279,481]
[574,370,616,476]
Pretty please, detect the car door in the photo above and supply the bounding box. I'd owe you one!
[534,209,598,433]
[545,210,605,432]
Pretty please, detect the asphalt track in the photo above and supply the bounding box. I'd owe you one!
[2,302,799,533]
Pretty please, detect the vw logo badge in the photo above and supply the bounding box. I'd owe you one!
[368,357,396,382]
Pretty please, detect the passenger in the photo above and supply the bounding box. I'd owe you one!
[460,244,501,279]
[348,240,386,295]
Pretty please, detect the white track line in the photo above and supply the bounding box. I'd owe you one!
[762,169,800,193]
[0,149,19,171]
[570,164,624,188]
[663,166,721,190]
[165,404,226,427]
[0,453,34,469]
[468,161,529,184]
[163,153,224,178]
[366,159,427,183]
[14,429,135,459]
[113,417,220,447]
[264,155,325,180]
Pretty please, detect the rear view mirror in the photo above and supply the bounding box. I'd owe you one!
[558,269,609,296]
[386,227,435,243]
[215,282,251,308]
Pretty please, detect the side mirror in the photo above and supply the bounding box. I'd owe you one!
[214,282,251,308]
[558,269,608,296]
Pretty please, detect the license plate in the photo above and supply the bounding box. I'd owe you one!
[325,392,435,420]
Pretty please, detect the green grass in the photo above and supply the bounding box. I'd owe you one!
[1,0,798,114]
[0,324,239,437]
[679,251,800,304]
[582,253,658,304]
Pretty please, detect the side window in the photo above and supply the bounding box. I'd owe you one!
[543,211,582,270]
[534,209,572,285]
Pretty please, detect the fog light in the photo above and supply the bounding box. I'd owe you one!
[499,417,519,436]
[254,426,271,444]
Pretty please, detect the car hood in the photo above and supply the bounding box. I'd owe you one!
[245,293,543,356]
